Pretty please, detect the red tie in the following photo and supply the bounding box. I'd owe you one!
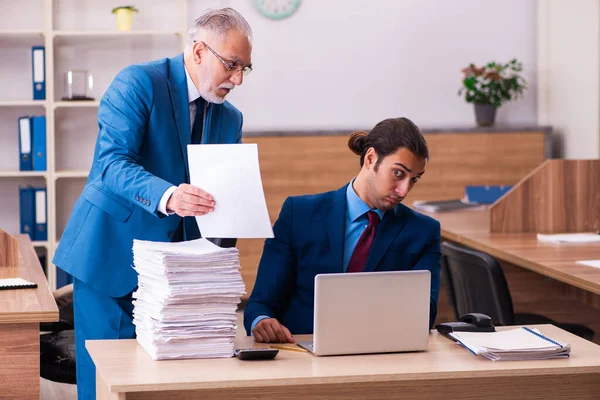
[347,211,381,273]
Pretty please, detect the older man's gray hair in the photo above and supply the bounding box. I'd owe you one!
[187,7,253,50]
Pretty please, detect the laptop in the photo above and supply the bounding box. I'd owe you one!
[297,270,431,356]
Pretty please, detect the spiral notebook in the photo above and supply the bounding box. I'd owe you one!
[450,327,570,361]
[0,278,38,291]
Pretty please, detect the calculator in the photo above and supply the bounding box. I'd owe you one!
[234,348,279,360]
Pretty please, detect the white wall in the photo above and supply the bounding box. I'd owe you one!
[538,0,600,159]
[189,0,538,131]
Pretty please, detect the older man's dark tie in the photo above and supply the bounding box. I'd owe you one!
[347,211,381,273]
[172,97,205,242]
[191,97,204,146]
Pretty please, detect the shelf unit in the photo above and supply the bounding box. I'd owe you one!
[0,0,189,289]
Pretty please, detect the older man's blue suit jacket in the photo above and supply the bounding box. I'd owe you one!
[244,184,442,335]
[53,54,242,298]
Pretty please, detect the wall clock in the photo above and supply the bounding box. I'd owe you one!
[254,0,302,20]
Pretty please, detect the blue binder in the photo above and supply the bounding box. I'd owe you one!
[34,187,47,241]
[31,46,46,100]
[464,185,512,204]
[18,116,32,171]
[31,116,46,171]
[19,187,36,240]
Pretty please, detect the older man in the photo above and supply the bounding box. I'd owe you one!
[53,8,253,399]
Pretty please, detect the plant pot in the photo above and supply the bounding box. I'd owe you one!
[474,103,497,127]
[115,8,134,31]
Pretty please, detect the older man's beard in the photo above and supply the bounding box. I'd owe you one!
[197,69,235,104]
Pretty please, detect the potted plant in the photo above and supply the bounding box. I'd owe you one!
[458,59,526,127]
[111,5,139,31]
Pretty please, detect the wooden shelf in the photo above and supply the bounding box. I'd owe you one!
[0,100,47,107]
[54,101,100,109]
[54,170,89,179]
[52,30,182,45]
[0,30,44,36]
[0,31,45,48]
[0,171,47,178]
[53,30,181,37]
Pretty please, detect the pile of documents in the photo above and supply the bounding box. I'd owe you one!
[450,327,571,361]
[412,199,484,213]
[132,238,245,360]
[537,232,600,244]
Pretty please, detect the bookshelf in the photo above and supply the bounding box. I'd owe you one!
[0,0,188,289]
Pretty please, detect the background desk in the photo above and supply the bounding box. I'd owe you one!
[419,208,600,343]
[0,235,59,399]
[88,325,600,400]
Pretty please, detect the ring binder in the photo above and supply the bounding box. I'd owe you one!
[34,188,48,241]
[31,46,46,100]
[522,326,567,348]
[31,116,46,171]
[19,187,36,240]
[18,117,33,171]
[450,327,571,361]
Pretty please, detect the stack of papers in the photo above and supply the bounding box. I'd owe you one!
[132,238,245,360]
[412,199,484,213]
[577,260,600,269]
[188,144,274,239]
[450,327,571,361]
[537,232,600,244]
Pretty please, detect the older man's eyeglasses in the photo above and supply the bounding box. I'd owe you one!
[195,41,252,77]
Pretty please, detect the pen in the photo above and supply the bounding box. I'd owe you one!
[269,344,308,353]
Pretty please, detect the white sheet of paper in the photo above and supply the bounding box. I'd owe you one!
[187,144,273,238]
[537,232,600,244]
[576,260,600,269]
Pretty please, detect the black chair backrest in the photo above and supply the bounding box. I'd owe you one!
[207,238,237,248]
[440,241,515,326]
[219,238,238,248]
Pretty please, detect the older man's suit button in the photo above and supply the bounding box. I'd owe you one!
[168,231,174,238]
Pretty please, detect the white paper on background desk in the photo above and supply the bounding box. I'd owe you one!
[576,260,600,269]
[187,144,274,239]
[536,232,600,244]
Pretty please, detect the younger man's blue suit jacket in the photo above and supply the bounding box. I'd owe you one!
[244,184,442,335]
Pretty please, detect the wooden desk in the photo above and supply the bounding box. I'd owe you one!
[419,208,600,343]
[88,325,600,400]
[0,235,59,399]
[421,208,600,295]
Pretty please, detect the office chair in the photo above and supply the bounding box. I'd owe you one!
[441,241,594,341]
[40,284,76,385]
